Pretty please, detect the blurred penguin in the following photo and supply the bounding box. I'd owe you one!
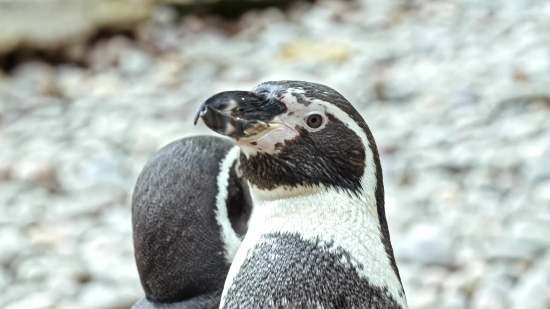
[131,136,252,309]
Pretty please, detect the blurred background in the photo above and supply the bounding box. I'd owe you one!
[1,0,549,308]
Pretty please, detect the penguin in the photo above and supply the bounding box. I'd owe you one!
[130,136,253,309]
[195,81,409,309]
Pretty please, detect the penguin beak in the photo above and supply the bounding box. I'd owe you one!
[194,91,286,140]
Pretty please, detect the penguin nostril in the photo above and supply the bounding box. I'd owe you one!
[194,105,209,125]
[199,106,208,116]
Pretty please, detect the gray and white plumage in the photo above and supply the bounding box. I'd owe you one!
[197,81,408,309]
[131,136,252,309]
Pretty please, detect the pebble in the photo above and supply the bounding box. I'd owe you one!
[438,291,467,309]
[0,225,28,265]
[77,281,141,309]
[484,238,542,261]
[1,0,550,307]
[394,223,454,266]
[0,283,51,309]
[118,48,154,76]
[533,179,550,203]
[12,159,59,191]
[406,287,438,309]
[2,291,54,309]
[511,220,550,249]
[510,266,550,309]
[471,269,515,309]
[0,268,11,292]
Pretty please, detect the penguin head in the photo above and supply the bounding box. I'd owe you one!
[196,81,380,199]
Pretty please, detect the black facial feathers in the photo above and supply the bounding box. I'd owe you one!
[240,115,366,196]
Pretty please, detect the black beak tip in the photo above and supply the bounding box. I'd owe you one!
[193,103,208,126]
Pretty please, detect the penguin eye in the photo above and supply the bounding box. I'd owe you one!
[305,114,323,129]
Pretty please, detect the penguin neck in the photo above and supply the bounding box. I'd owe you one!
[238,185,407,308]
[248,185,383,247]
[248,184,381,226]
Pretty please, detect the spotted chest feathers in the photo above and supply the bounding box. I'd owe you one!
[220,190,408,309]
[222,233,401,309]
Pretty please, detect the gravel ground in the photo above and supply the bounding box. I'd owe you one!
[1,0,550,308]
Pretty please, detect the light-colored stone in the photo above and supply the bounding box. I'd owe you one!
[119,49,154,76]
[0,0,154,56]
[394,223,454,266]
[484,238,541,261]
[406,287,438,309]
[0,225,28,265]
[12,158,59,190]
[2,291,55,309]
[78,281,140,309]
[510,266,550,309]
[0,283,50,309]
[471,284,510,309]
[0,268,11,292]
[511,221,550,249]
[439,290,467,309]
[533,179,550,203]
